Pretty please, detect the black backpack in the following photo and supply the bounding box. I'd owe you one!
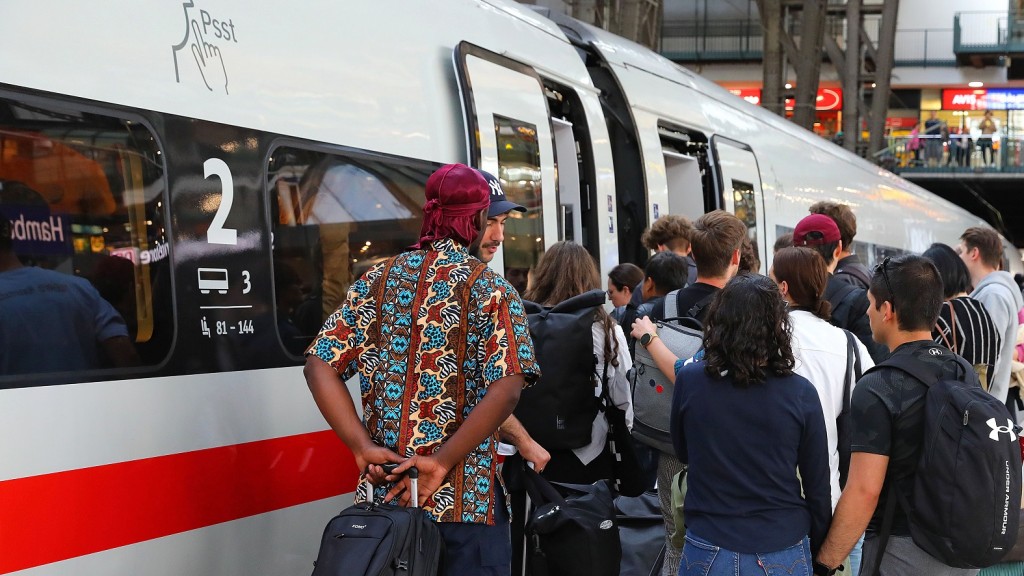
[517,289,606,450]
[523,468,621,576]
[311,469,443,576]
[867,349,1023,572]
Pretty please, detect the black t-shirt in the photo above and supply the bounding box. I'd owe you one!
[654,282,719,324]
[851,340,961,535]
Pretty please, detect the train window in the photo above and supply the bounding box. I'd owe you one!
[0,94,172,382]
[731,179,759,257]
[494,115,544,294]
[267,146,433,357]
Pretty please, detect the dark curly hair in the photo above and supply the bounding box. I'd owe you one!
[703,273,795,387]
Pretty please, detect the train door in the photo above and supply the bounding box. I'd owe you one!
[659,122,716,220]
[713,137,766,272]
[454,42,564,293]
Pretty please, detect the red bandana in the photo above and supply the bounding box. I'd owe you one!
[413,164,490,249]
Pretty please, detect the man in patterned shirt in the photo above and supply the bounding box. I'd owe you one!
[304,163,540,576]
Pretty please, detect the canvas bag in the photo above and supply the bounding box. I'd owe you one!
[523,468,621,576]
[630,290,708,454]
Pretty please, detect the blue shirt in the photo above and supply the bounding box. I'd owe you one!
[0,266,128,375]
[671,361,832,554]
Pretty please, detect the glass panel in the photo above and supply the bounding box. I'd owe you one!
[494,115,543,294]
[268,147,431,356]
[731,179,758,260]
[0,95,171,380]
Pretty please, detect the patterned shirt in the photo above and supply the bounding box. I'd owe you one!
[307,238,539,524]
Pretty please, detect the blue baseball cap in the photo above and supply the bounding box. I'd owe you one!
[478,170,527,218]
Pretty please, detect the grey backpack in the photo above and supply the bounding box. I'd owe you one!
[630,290,708,454]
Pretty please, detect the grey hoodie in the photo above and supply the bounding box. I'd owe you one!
[972,271,1024,403]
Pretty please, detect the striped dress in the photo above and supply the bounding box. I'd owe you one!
[932,296,1001,389]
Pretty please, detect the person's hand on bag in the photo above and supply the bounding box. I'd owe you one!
[518,437,551,473]
[384,454,451,507]
[356,443,405,486]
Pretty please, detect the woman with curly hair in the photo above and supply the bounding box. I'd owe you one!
[670,273,832,576]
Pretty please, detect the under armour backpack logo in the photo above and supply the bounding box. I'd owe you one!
[928,348,943,356]
[987,418,1018,441]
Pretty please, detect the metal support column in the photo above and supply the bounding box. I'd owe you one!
[758,0,786,115]
[868,0,899,159]
[792,0,828,130]
[842,0,862,152]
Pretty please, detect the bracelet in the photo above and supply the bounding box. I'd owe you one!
[812,560,840,576]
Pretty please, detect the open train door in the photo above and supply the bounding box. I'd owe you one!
[712,137,767,273]
[453,42,562,293]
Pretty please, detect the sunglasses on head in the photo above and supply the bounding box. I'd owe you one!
[873,256,897,312]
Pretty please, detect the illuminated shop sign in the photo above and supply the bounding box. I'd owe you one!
[726,87,843,111]
[942,88,1024,110]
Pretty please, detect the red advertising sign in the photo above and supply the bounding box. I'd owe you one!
[784,88,843,111]
[726,87,842,111]
[943,89,988,110]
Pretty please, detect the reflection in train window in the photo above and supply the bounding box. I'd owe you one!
[773,224,905,270]
[494,115,543,294]
[731,179,759,262]
[0,94,171,381]
[268,146,432,356]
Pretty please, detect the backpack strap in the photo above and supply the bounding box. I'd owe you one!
[684,291,717,321]
[837,330,861,489]
[842,330,856,414]
[835,262,872,288]
[869,482,901,576]
[664,289,680,326]
[868,353,941,388]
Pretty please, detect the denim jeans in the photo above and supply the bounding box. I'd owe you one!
[679,533,811,576]
[848,533,863,576]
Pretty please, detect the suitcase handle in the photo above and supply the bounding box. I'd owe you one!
[364,464,419,507]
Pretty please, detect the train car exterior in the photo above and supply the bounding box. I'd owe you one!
[0,2,1017,575]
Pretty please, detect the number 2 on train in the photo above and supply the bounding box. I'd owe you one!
[204,157,237,245]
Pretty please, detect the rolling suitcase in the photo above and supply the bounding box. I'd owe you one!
[311,465,443,576]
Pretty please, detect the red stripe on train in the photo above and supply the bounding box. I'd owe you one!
[0,430,357,574]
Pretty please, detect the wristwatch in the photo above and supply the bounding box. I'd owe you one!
[639,332,659,348]
[812,560,840,576]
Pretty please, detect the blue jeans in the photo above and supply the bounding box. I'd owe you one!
[679,533,811,576]
[848,533,864,576]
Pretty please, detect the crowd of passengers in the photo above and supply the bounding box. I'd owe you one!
[304,164,1024,576]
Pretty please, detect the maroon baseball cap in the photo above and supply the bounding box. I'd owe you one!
[793,214,841,246]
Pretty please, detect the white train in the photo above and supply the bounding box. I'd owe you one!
[0,2,1017,575]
